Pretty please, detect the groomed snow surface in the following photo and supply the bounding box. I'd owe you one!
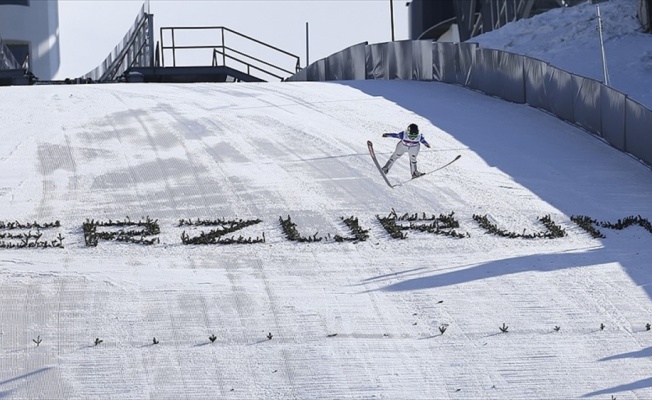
[1,78,652,400]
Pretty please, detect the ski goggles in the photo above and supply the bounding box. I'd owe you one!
[407,126,419,139]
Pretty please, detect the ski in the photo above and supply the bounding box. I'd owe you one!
[419,154,461,176]
[367,141,394,188]
[393,154,462,187]
[368,140,461,188]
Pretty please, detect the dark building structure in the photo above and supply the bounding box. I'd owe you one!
[408,0,585,42]
[640,0,652,31]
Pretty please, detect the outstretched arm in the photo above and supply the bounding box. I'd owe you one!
[382,132,402,139]
[420,136,431,148]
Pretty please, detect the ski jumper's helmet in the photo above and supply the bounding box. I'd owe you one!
[407,123,419,140]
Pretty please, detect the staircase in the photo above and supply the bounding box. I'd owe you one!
[130,26,301,83]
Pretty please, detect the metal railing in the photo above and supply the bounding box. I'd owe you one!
[159,26,300,81]
[211,47,290,81]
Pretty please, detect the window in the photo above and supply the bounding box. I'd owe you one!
[0,0,29,5]
[7,43,28,68]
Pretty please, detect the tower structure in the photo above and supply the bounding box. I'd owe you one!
[0,0,60,79]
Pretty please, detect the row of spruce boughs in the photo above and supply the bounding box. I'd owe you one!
[571,215,652,239]
[377,209,468,239]
[0,220,64,249]
[472,214,567,239]
[279,215,371,243]
[14,213,641,248]
[180,218,264,245]
[83,216,160,246]
[0,220,60,230]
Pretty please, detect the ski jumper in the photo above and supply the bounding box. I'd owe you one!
[382,131,430,176]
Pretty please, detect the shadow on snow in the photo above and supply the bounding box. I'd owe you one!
[339,80,652,397]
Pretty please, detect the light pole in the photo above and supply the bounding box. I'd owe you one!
[305,22,309,67]
[596,4,610,86]
[390,0,395,41]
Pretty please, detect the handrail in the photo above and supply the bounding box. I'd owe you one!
[154,41,161,67]
[212,49,284,81]
[219,26,300,70]
[160,26,301,81]
[213,45,295,75]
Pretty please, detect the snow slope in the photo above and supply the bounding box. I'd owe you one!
[1,79,652,399]
[470,0,652,109]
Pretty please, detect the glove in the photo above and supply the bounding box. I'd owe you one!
[382,133,389,137]
[425,143,431,148]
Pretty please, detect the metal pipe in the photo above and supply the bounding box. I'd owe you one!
[596,4,610,85]
[171,28,176,67]
[390,0,395,41]
[221,28,226,66]
[147,12,154,68]
[159,27,165,67]
[305,22,309,67]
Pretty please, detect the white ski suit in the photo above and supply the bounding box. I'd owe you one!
[381,130,430,176]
